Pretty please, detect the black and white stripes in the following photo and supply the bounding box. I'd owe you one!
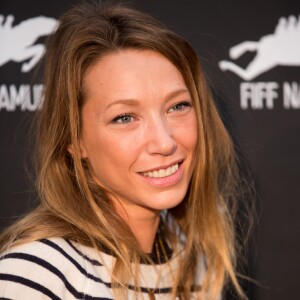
[0,238,203,299]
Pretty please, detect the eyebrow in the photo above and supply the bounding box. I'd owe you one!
[104,88,190,111]
[165,88,190,102]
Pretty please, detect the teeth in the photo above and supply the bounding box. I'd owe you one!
[143,163,179,178]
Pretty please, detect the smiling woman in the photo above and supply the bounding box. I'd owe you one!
[80,50,197,238]
[0,1,247,300]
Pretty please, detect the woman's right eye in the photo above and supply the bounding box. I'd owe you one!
[111,114,134,124]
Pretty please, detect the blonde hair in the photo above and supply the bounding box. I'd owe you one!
[0,2,248,299]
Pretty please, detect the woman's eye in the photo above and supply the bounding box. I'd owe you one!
[111,114,134,124]
[169,101,191,112]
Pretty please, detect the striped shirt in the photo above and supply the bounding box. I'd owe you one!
[0,237,205,299]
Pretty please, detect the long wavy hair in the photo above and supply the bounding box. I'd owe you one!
[0,2,248,299]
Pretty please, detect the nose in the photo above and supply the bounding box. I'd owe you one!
[146,117,177,156]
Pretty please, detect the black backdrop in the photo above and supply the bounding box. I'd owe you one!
[1,1,300,299]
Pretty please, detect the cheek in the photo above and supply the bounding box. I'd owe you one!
[176,113,198,151]
[84,129,139,172]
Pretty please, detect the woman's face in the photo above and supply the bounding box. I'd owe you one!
[80,49,198,218]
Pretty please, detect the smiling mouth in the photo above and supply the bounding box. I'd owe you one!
[142,163,179,178]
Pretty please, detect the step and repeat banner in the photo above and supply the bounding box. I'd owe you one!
[0,1,299,299]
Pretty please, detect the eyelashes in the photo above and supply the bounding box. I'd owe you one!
[111,114,134,124]
[110,101,193,125]
[168,101,191,112]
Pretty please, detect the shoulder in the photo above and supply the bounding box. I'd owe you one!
[0,237,114,299]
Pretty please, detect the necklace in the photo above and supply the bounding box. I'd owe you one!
[147,235,175,300]
[147,237,161,300]
[148,289,156,300]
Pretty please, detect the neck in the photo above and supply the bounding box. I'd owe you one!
[116,204,160,253]
[129,213,160,253]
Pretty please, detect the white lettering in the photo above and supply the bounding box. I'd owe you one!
[0,84,44,111]
[240,82,252,109]
[0,85,10,111]
[240,82,279,109]
[283,82,300,109]
[33,84,44,110]
[265,82,279,109]
[23,84,44,111]
[9,84,30,111]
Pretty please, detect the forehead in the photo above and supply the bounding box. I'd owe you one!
[82,49,187,103]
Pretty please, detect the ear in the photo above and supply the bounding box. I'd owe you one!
[67,140,88,158]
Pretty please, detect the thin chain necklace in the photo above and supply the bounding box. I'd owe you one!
[147,237,162,300]
[147,235,175,300]
[148,289,155,300]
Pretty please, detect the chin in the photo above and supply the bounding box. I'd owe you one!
[149,190,187,211]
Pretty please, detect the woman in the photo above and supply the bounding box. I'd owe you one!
[0,2,247,299]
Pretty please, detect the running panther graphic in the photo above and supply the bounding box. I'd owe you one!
[0,15,58,72]
[219,15,300,80]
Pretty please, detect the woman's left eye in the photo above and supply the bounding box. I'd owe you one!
[111,114,134,124]
[169,101,191,112]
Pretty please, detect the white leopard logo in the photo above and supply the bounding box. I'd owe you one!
[0,15,58,72]
[219,15,300,81]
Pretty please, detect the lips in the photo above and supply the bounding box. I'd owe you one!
[143,163,179,178]
[139,160,184,188]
